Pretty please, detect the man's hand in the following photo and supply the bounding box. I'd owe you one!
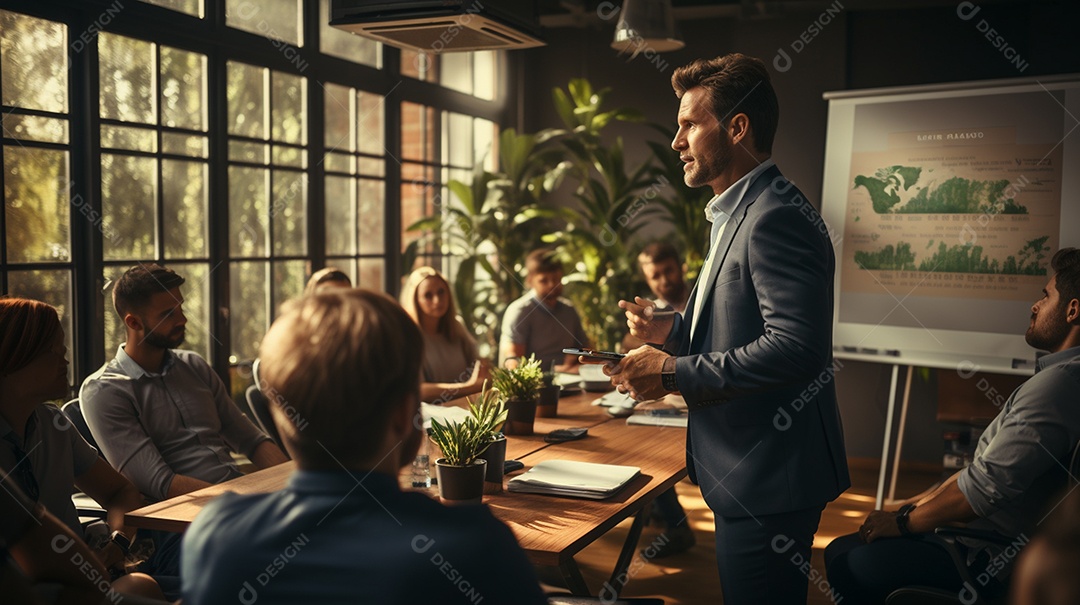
[620,297,675,344]
[859,510,902,544]
[604,346,669,401]
[94,541,125,573]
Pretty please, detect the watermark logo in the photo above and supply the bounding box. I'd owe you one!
[598,533,671,604]
[598,175,671,247]
[50,534,122,604]
[412,535,484,604]
[774,358,845,431]
[956,2,1028,73]
[771,534,844,603]
[773,0,844,73]
[70,0,125,56]
[958,533,1029,604]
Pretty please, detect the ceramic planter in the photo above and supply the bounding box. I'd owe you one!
[535,384,561,418]
[479,435,507,494]
[503,396,538,435]
[435,458,487,505]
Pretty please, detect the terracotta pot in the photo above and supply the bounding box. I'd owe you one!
[503,396,537,435]
[479,435,507,494]
[435,459,487,505]
[536,385,561,418]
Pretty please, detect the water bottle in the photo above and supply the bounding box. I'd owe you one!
[411,441,431,489]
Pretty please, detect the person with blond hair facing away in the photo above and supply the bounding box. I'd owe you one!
[180,289,546,605]
[400,267,489,402]
[304,266,352,295]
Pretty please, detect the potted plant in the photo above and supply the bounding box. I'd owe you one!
[491,355,544,435]
[428,413,493,505]
[468,384,509,493]
[536,369,561,418]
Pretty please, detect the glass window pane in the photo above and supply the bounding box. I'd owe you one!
[401,102,434,162]
[139,0,204,18]
[228,140,269,164]
[101,124,157,152]
[473,51,497,101]
[440,52,472,95]
[270,145,305,168]
[445,112,473,168]
[229,166,268,257]
[358,178,383,255]
[229,260,268,362]
[401,180,431,255]
[271,71,305,145]
[357,258,383,292]
[227,61,267,139]
[319,0,380,67]
[171,262,212,360]
[226,0,301,46]
[162,160,208,258]
[160,46,206,131]
[4,146,70,263]
[475,118,497,171]
[323,82,354,153]
[324,176,355,256]
[357,156,384,178]
[356,90,383,156]
[99,33,156,124]
[1,114,68,144]
[7,269,74,383]
[401,49,437,82]
[0,10,67,113]
[271,260,306,310]
[324,152,354,175]
[162,132,208,157]
[102,154,157,261]
[271,171,306,256]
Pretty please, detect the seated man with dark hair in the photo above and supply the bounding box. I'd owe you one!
[180,289,547,604]
[80,263,288,503]
[825,247,1080,604]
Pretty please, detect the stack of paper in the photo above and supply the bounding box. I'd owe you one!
[508,460,640,500]
[626,413,688,428]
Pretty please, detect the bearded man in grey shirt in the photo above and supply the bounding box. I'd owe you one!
[825,247,1080,604]
[80,264,288,503]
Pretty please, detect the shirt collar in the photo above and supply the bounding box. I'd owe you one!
[0,407,39,450]
[114,344,177,379]
[705,158,776,223]
[287,469,398,495]
[1035,345,1080,373]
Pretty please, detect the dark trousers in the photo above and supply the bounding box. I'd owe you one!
[714,505,824,605]
[654,488,688,528]
[824,533,966,604]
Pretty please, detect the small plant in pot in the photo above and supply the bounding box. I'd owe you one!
[428,413,494,505]
[536,369,561,418]
[491,355,544,435]
[468,384,509,493]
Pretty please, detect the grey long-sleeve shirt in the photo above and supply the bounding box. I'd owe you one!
[958,345,1080,541]
[79,346,270,502]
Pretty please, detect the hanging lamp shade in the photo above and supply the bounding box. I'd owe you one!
[611,0,685,53]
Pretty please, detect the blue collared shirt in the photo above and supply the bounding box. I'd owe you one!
[79,346,269,502]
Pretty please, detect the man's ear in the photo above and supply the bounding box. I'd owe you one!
[123,312,143,332]
[728,113,752,147]
[1066,298,1080,325]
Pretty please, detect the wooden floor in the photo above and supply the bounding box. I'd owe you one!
[566,462,943,604]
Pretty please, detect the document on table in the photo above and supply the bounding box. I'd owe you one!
[507,460,641,500]
[626,413,688,428]
[420,402,470,430]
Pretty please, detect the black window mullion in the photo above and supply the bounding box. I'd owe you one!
[208,45,232,384]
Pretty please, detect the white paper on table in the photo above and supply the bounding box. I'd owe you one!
[420,402,471,430]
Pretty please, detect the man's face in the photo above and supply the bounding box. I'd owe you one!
[639,257,685,304]
[529,270,563,305]
[136,287,187,349]
[1026,275,1070,353]
[672,86,734,193]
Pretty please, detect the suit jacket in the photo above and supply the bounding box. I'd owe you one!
[664,165,851,518]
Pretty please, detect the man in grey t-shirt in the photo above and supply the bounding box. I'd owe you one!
[499,248,589,371]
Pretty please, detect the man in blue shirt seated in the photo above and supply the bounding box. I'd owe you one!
[825,247,1080,604]
[180,288,547,605]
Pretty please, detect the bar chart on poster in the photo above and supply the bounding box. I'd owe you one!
[821,76,1080,373]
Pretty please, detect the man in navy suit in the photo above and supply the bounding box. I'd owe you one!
[601,53,851,603]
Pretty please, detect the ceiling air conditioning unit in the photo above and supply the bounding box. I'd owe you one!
[330,0,544,53]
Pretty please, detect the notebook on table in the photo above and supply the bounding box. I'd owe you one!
[507,460,641,500]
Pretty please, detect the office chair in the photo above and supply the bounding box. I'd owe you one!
[60,399,108,522]
[246,359,289,455]
[885,440,1080,605]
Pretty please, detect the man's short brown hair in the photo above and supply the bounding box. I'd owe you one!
[638,242,682,268]
[113,263,185,319]
[1051,247,1080,311]
[525,247,563,276]
[257,289,423,467]
[672,53,779,154]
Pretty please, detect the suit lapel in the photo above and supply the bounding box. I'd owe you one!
[688,166,782,351]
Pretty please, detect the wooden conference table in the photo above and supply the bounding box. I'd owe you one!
[125,391,687,597]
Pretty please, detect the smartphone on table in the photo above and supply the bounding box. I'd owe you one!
[562,348,625,362]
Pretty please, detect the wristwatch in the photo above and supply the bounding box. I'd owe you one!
[661,356,678,392]
[895,504,916,536]
[110,530,131,556]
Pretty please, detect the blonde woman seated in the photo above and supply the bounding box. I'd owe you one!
[400,267,490,403]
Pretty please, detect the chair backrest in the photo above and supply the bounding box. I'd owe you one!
[1069,439,1080,486]
[245,384,288,457]
[60,399,102,454]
